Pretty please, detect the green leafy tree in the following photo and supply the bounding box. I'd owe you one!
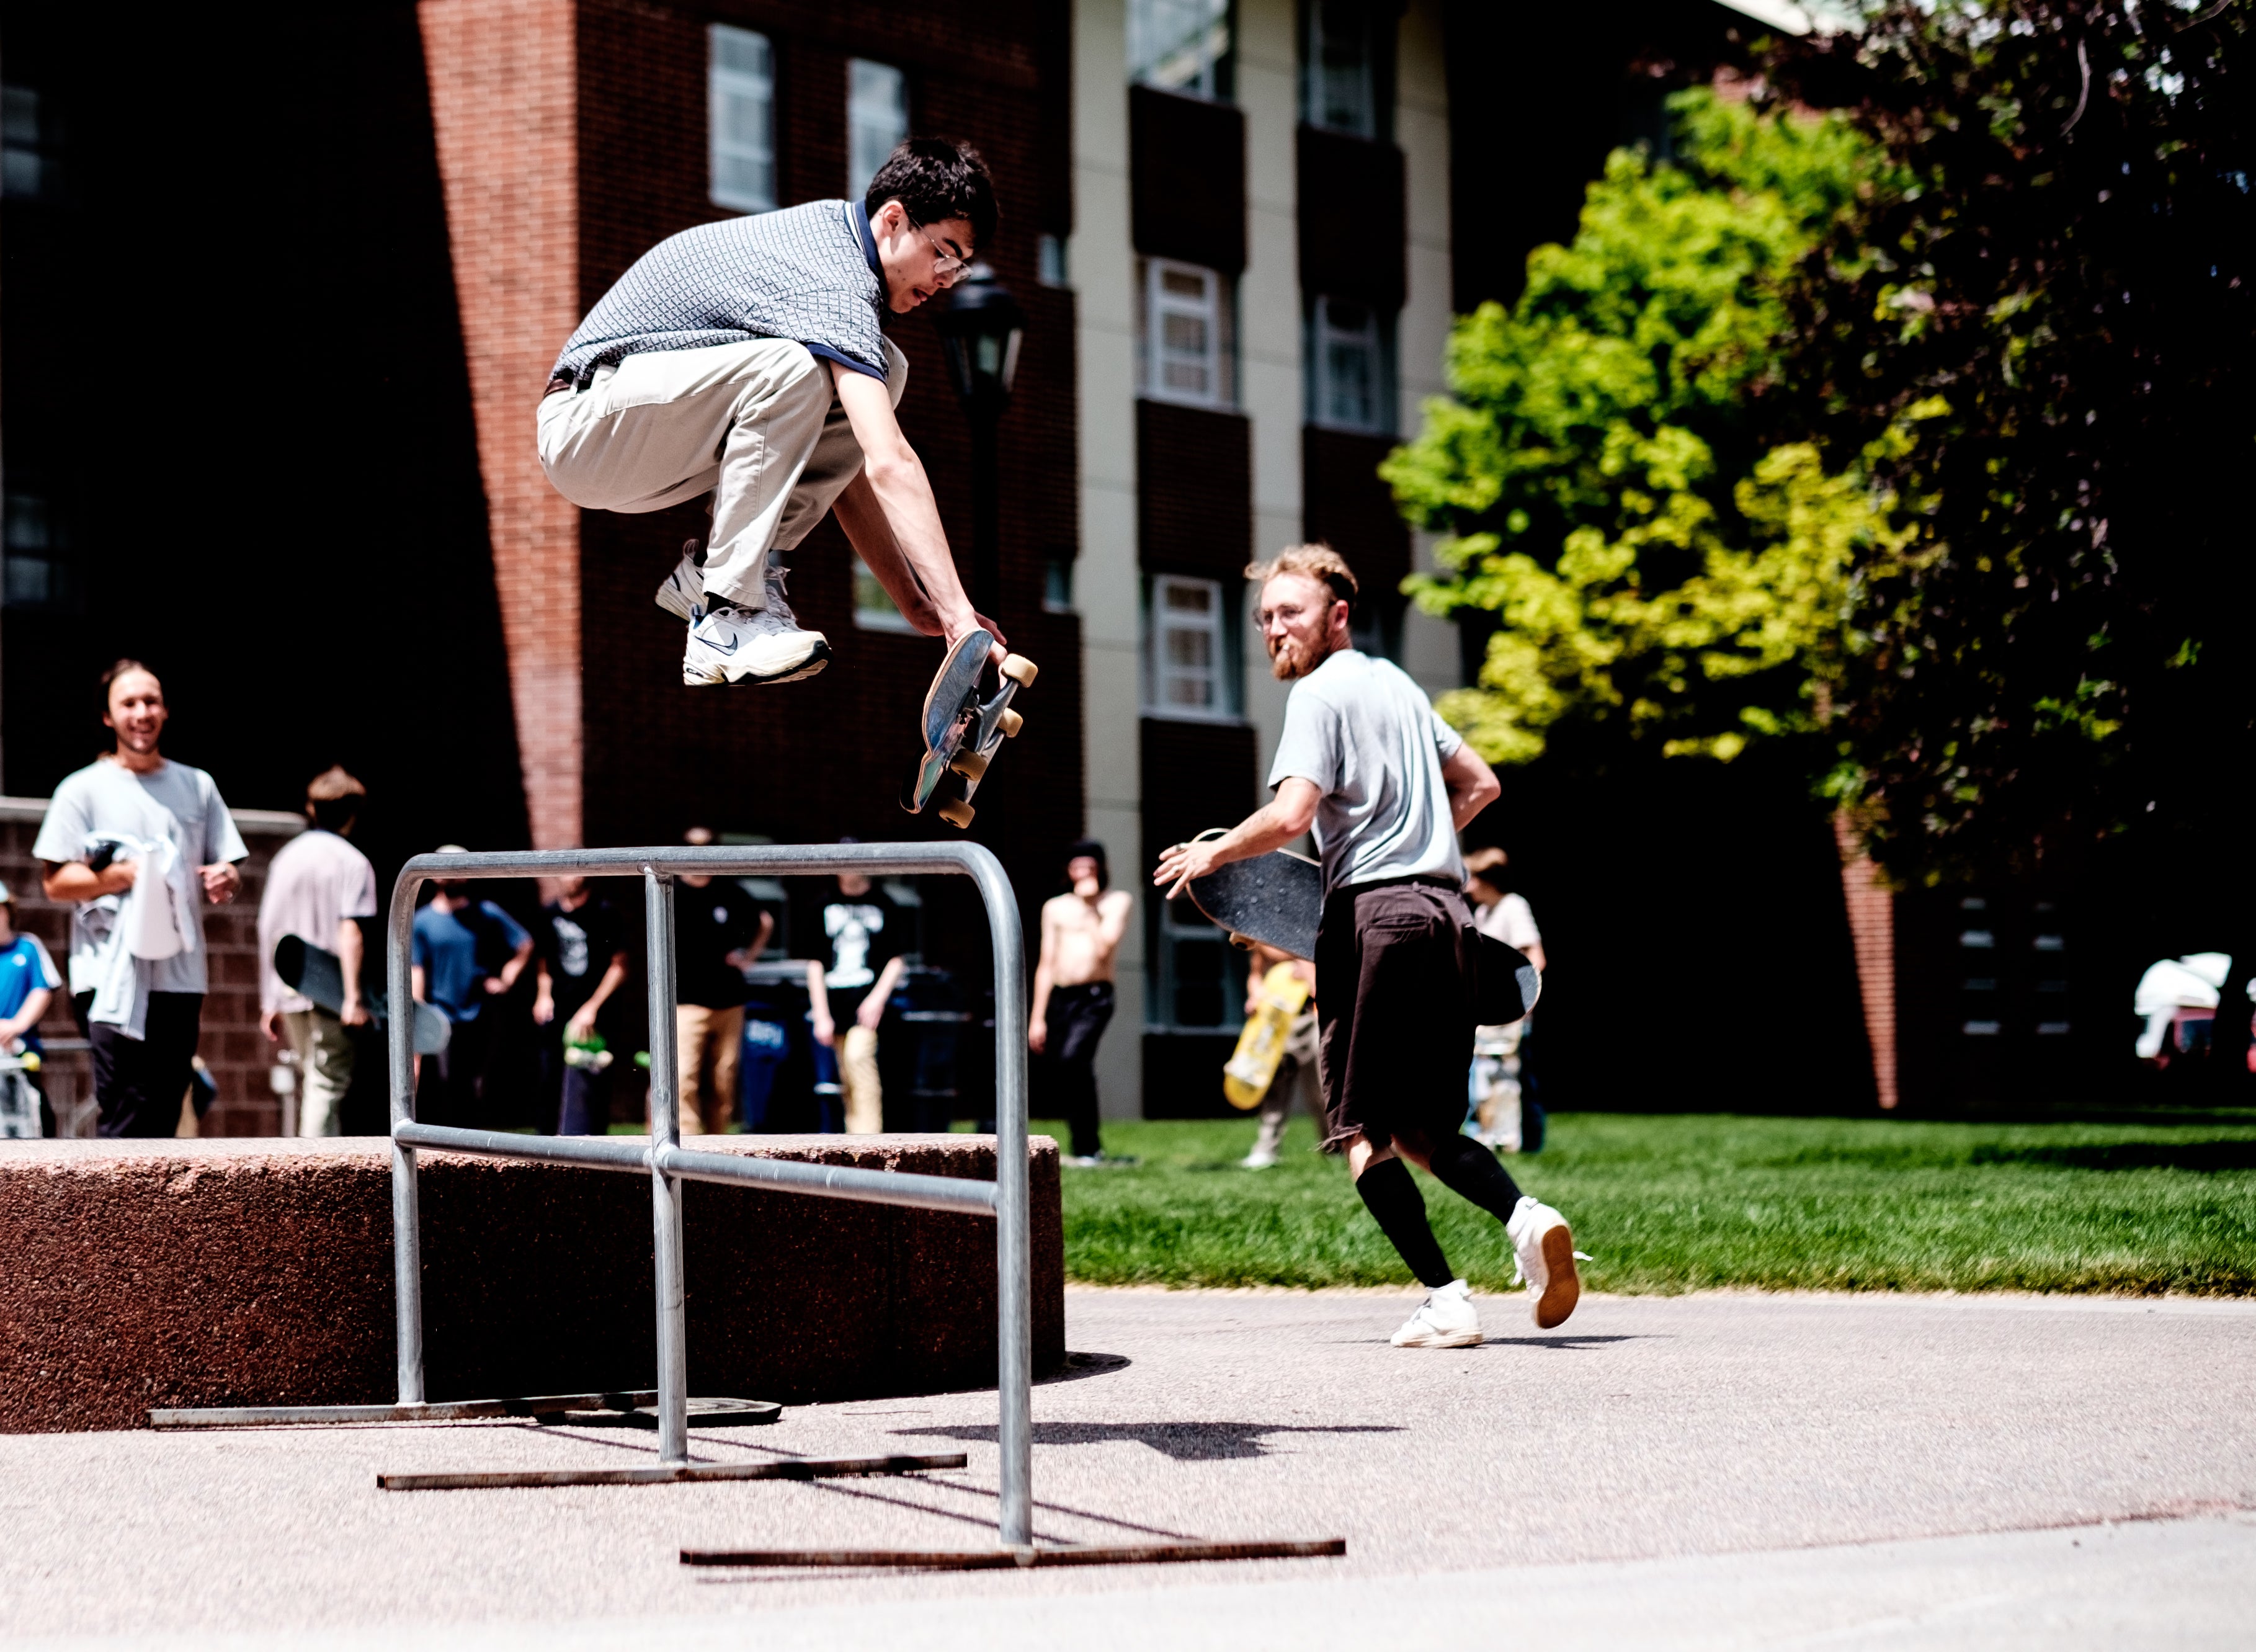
[1770,0,2254,878]
[1386,91,1905,766]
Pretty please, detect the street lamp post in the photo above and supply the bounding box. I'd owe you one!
[932,264,1024,618]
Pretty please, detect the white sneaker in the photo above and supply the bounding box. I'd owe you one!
[654,540,705,622]
[682,564,831,686]
[1506,1196,1581,1330]
[1239,1149,1278,1170]
[1389,1279,1482,1349]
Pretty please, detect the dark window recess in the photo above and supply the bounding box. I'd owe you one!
[1131,84,1246,276]
[1301,424,1409,616]
[1296,123,1403,311]
[1301,0,1394,141]
[3,494,78,612]
[1139,400,1252,581]
[2,82,61,202]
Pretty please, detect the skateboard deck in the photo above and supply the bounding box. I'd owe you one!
[901,628,1037,829]
[275,934,452,1055]
[1223,962,1311,1110]
[1184,832,1323,961]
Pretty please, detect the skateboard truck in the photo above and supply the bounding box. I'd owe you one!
[904,632,1037,829]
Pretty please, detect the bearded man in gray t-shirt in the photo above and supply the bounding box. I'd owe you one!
[538,138,1007,690]
[1156,545,1584,1347]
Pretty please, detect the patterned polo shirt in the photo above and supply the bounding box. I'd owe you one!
[549,200,890,391]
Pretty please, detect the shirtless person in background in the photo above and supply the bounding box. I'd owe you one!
[1029,839,1133,1166]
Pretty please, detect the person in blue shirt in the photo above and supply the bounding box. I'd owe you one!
[0,879,63,1137]
[409,847,533,1127]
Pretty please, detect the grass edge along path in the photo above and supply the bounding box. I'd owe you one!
[1050,1114,2256,1298]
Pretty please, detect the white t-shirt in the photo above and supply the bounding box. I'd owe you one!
[257,828,380,1014]
[1474,892,1541,951]
[31,758,247,997]
[1266,649,1466,893]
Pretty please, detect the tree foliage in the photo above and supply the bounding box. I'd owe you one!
[1770,0,2254,877]
[1386,92,1909,767]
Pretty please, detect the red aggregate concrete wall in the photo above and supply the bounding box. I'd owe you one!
[422,0,585,851]
[0,1134,1064,1432]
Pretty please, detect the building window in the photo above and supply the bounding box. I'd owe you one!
[1145,574,1237,720]
[1044,555,1076,614]
[848,59,908,204]
[1307,295,1393,434]
[1139,259,1233,409]
[1130,0,1234,102]
[708,26,776,214]
[3,494,75,611]
[1153,895,1240,1030]
[1303,0,1384,140]
[853,557,915,632]
[1037,233,1069,288]
[2,83,59,201]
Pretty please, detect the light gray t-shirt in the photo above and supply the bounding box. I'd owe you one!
[1266,650,1466,894]
[257,828,378,1014]
[31,758,247,996]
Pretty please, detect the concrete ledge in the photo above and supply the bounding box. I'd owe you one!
[0,1135,1064,1432]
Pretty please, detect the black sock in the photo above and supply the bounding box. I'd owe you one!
[1424,1133,1527,1225]
[1355,1157,1455,1288]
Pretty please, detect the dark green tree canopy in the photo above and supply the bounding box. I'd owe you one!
[1772,0,2255,877]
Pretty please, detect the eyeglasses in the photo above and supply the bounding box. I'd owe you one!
[906,215,971,285]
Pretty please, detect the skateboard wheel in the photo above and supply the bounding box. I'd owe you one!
[997,708,1023,739]
[1000,654,1038,688]
[953,749,991,782]
[937,797,976,828]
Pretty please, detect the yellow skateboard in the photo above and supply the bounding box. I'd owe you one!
[1221,962,1311,1110]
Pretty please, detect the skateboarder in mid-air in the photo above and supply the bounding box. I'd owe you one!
[1154,545,1584,1347]
[538,139,1004,687]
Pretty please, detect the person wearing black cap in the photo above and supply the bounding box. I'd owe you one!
[1030,839,1133,1166]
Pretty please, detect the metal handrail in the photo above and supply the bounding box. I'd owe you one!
[383,841,1031,1545]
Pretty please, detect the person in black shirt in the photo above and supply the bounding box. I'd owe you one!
[809,855,907,1134]
[533,875,630,1135]
[672,826,773,1133]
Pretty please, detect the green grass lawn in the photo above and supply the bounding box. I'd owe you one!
[1044,1112,2256,1296]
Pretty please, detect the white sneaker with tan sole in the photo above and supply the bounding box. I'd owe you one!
[1506,1196,1581,1329]
[1389,1279,1482,1349]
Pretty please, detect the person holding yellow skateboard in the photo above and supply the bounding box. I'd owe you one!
[1229,943,1320,1169]
[1156,545,1584,1346]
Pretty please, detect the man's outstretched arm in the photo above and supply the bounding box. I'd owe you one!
[832,365,1002,654]
[1151,779,1322,898]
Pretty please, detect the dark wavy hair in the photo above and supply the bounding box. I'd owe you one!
[865,138,999,253]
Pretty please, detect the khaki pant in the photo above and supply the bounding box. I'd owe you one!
[840,1024,883,1134]
[674,1003,744,1136]
[283,1007,356,1136]
[535,336,907,608]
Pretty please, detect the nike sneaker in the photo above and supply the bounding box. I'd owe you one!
[682,561,830,685]
[655,540,707,623]
[1389,1279,1482,1349]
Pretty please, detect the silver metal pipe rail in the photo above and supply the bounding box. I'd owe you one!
[158,841,1032,1548]
[383,842,1032,1541]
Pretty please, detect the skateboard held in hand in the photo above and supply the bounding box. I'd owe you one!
[1184,829,1322,961]
[901,628,1036,829]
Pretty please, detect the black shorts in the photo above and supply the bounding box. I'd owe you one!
[1313,880,1479,1153]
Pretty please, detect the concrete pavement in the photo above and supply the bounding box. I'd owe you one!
[4,1288,2252,1648]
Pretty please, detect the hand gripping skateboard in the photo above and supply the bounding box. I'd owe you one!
[274,933,452,1055]
[902,628,1037,829]
[1223,961,1312,1110]
[1183,830,1322,961]
[1185,829,1541,1024]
